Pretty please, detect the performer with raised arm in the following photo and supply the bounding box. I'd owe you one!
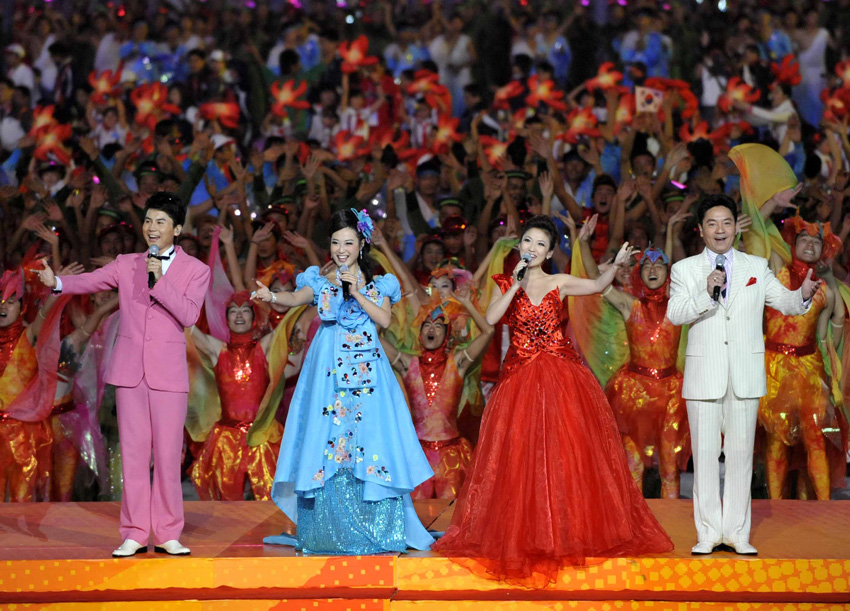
[666,194,820,556]
[255,209,434,555]
[434,215,672,587]
[36,192,210,558]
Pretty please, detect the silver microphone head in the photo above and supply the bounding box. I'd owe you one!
[149,244,159,257]
[521,253,532,262]
[716,254,725,266]
[339,264,349,273]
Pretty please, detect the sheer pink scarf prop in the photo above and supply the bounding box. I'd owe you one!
[5,295,71,422]
[205,226,235,342]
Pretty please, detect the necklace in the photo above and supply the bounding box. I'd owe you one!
[336,266,363,290]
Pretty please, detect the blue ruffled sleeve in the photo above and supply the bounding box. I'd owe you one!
[374,274,402,305]
[296,266,326,305]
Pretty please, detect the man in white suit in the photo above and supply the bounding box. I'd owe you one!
[667,194,820,556]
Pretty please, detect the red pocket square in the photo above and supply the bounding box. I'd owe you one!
[746,277,757,286]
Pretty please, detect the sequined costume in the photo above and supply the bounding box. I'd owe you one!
[433,275,672,586]
[190,332,282,500]
[265,267,434,554]
[605,255,689,499]
[760,263,846,499]
[403,351,472,500]
[0,321,51,502]
[606,298,689,498]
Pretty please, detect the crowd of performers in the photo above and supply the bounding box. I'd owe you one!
[1,144,847,519]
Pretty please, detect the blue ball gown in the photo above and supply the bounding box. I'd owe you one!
[264,267,435,553]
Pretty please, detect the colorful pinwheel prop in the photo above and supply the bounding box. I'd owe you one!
[369,126,411,152]
[407,70,451,110]
[29,105,59,138]
[821,87,850,120]
[836,61,850,88]
[613,93,635,132]
[561,108,601,144]
[678,87,700,119]
[270,80,310,118]
[339,35,378,74]
[200,102,241,130]
[771,55,802,87]
[584,62,623,92]
[88,67,124,106]
[479,136,509,169]
[525,75,567,111]
[718,77,761,114]
[431,115,462,155]
[493,80,525,110]
[333,130,369,162]
[130,83,181,129]
[33,123,73,165]
[512,107,537,132]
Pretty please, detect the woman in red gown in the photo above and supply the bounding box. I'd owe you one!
[433,216,673,586]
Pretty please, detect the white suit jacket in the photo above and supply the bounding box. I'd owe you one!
[666,248,808,401]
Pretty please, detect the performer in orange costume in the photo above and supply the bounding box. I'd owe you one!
[189,291,294,500]
[600,246,689,498]
[382,289,493,500]
[0,269,61,502]
[760,216,846,500]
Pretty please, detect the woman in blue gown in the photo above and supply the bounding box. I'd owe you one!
[253,209,434,554]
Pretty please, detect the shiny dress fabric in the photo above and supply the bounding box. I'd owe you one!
[191,335,281,501]
[266,267,434,553]
[433,275,673,587]
[0,328,52,502]
[760,269,846,499]
[605,298,689,498]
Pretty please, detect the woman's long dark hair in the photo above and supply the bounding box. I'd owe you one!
[328,209,376,284]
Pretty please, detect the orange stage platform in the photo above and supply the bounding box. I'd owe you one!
[1,499,849,610]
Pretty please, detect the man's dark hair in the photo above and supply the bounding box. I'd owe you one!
[48,41,71,59]
[280,49,301,76]
[144,192,186,227]
[187,48,206,61]
[697,193,738,224]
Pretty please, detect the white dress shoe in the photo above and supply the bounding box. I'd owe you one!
[691,541,721,555]
[725,540,758,555]
[112,539,148,557]
[154,540,191,555]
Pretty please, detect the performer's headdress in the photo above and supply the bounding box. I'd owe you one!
[781,214,842,260]
[0,268,25,303]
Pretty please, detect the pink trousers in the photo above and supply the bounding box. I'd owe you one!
[115,376,187,545]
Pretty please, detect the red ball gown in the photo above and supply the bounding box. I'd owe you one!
[433,275,673,586]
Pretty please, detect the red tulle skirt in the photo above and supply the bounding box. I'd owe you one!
[433,352,673,587]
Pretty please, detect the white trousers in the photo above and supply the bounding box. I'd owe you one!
[686,381,759,545]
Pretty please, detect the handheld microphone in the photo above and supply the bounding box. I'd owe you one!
[517,253,532,281]
[340,264,350,300]
[148,244,159,289]
[712,253,726,302]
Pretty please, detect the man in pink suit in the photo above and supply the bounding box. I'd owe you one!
[37,193,210,557]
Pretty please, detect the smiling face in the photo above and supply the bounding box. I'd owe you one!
[226,302,254,334]
[795,233,823,264]
[519,227,553,270]
[699,205,736,255]
[420,318,448,351]
[429,275,455,300]
[640,258,668,290]
[0,298,22,328]
[269,277,294,314]
[592,184,616,215]
[142,209,181,251]
[330,227,361,269]
[421,242,445,271]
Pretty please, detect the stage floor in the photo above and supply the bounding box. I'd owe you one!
[1,499,849,609]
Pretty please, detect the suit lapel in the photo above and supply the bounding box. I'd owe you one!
[726,249,750,310]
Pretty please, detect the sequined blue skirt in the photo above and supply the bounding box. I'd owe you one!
[291,469,406,554]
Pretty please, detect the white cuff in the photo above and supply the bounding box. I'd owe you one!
[53,277,63,293]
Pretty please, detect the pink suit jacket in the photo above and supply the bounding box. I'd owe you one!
[59,246,210,392]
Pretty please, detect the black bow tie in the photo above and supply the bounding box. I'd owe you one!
[149,252,173,261]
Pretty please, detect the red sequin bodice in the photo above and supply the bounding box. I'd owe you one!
[625,298,680,370]
[213,335,270,423]
[493,275,582,379]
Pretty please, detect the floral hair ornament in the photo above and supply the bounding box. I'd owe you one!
[638,245,669,266]
[351,208,374,243]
